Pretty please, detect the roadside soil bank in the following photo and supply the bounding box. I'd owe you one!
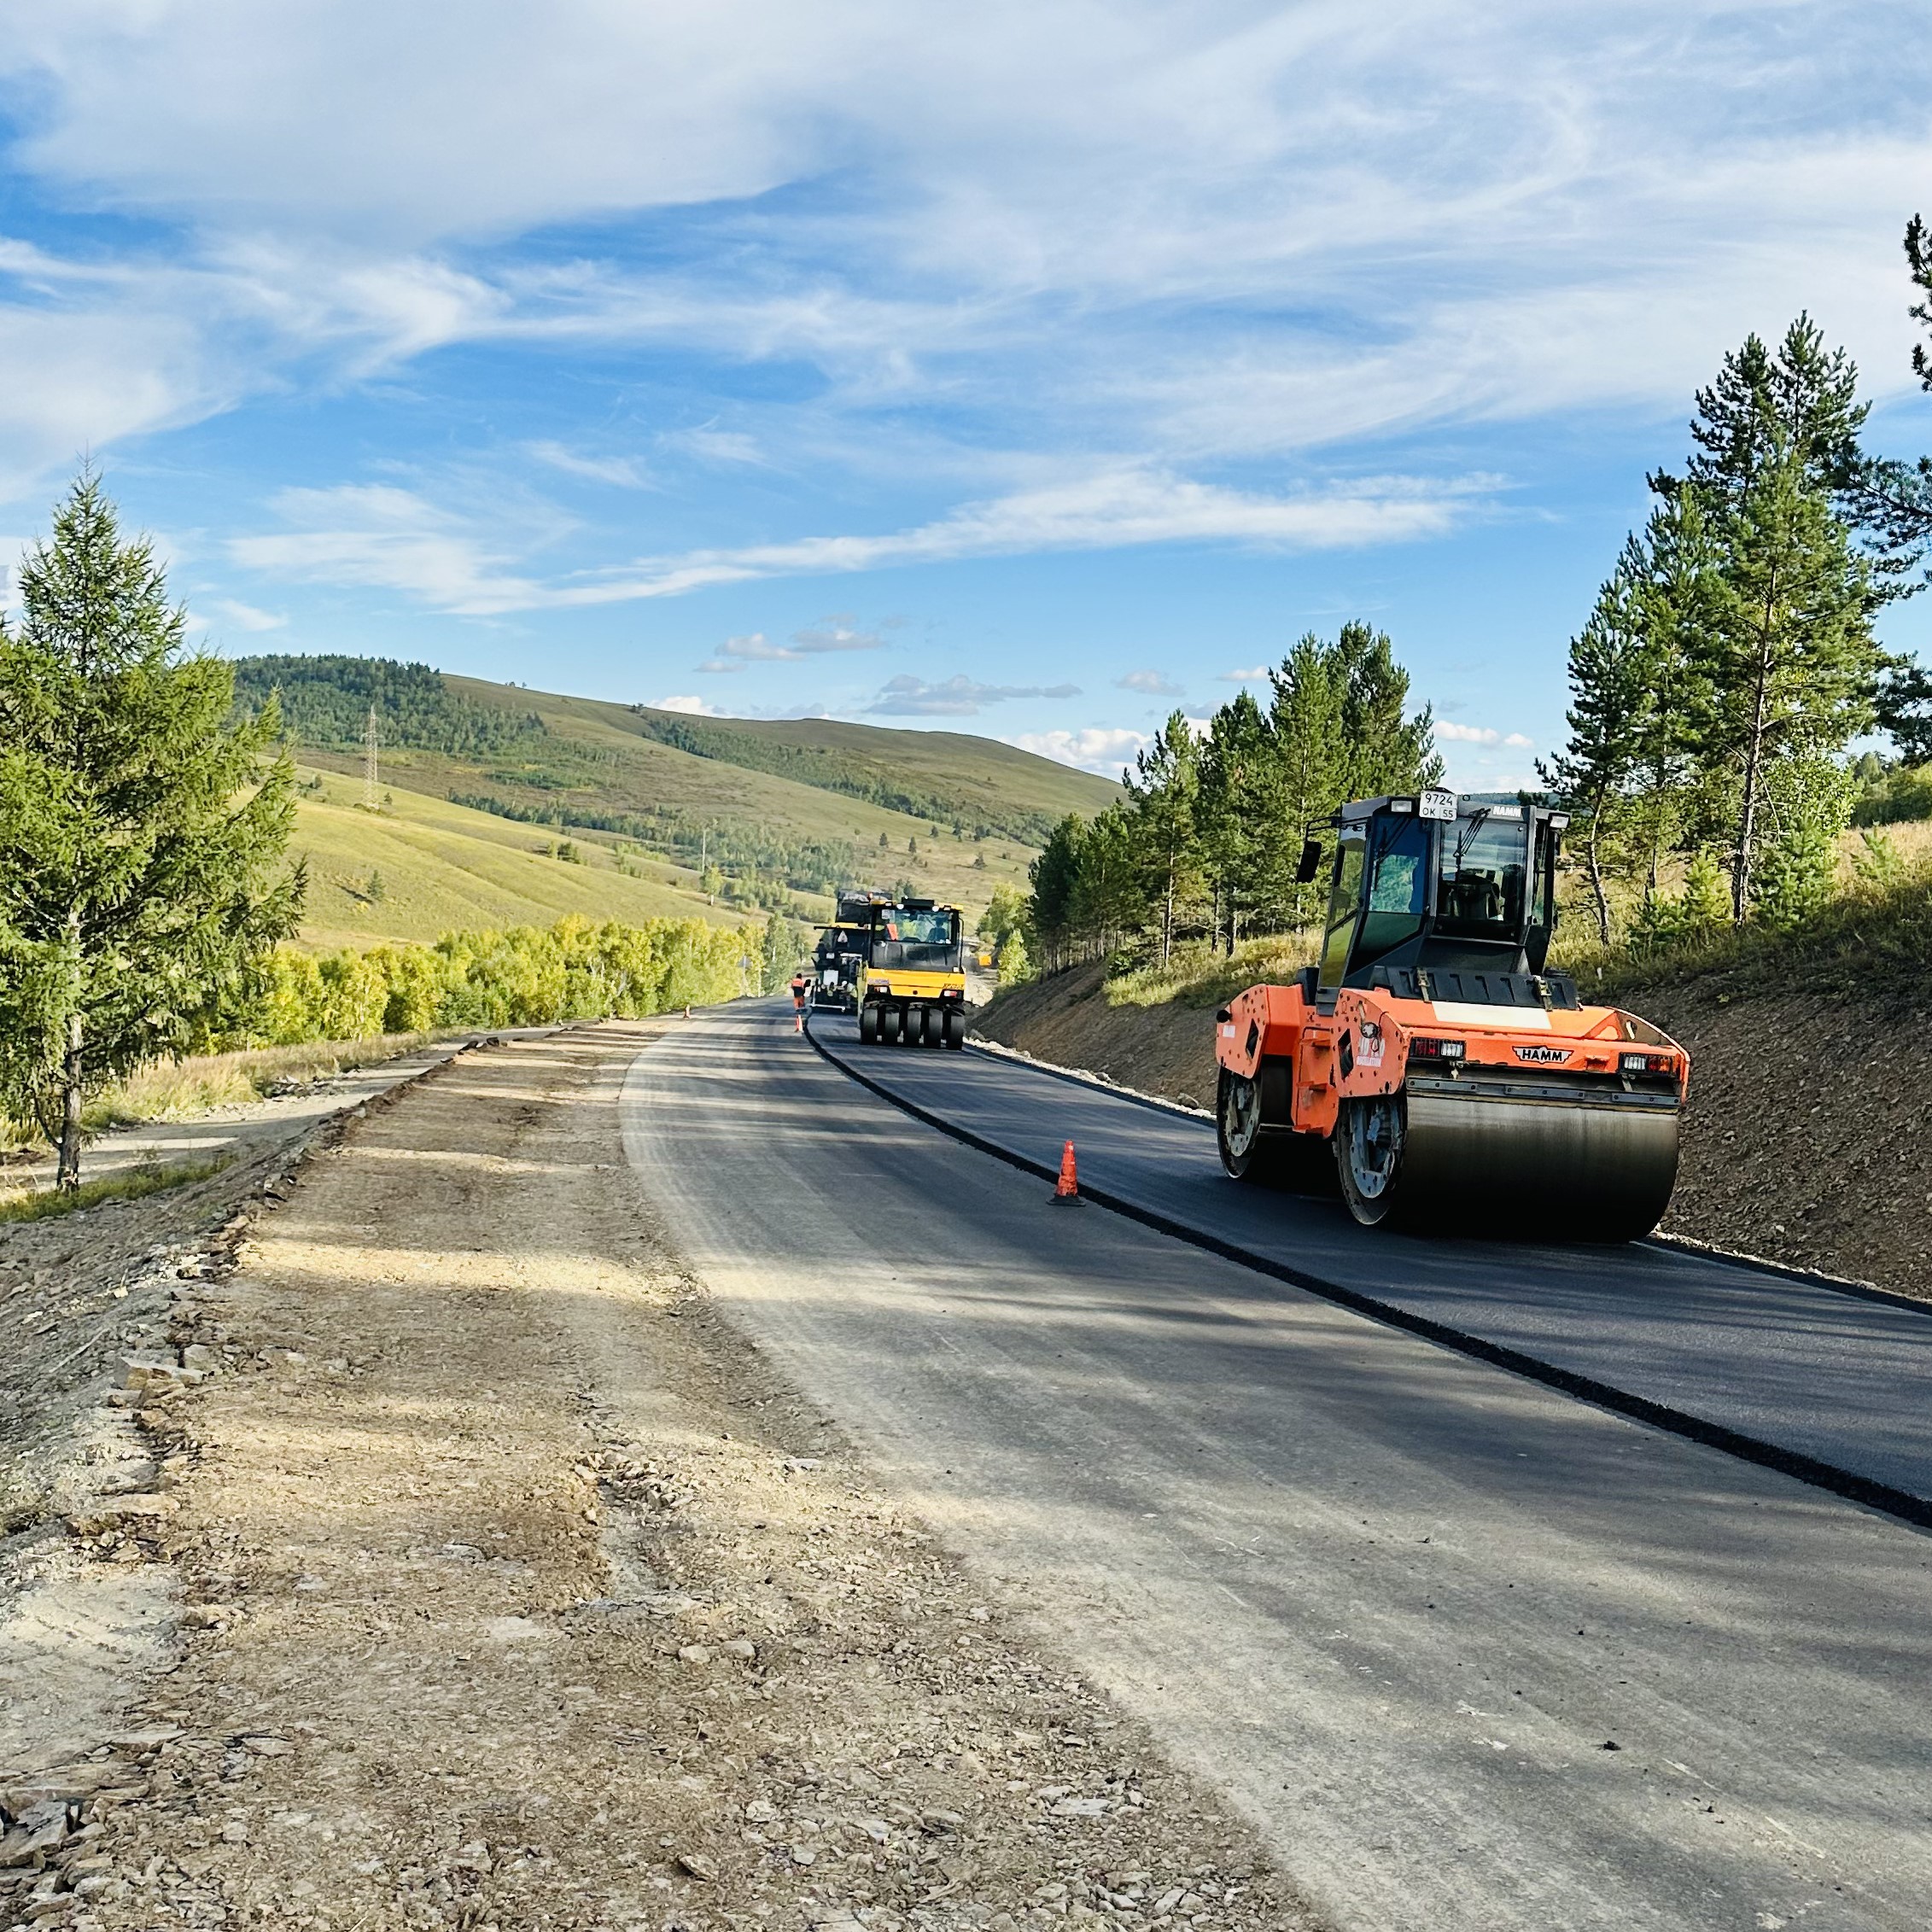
[972,963,1932,1303]
[3,1024,1302,1932]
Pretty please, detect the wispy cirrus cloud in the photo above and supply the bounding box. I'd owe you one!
[525,441,649,488]
[226,467,1485,614]
[868,674,1079,717]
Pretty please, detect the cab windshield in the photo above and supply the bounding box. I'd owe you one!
[871,907,959,969]
[1435,809,1529,940]
[880,909,954,946]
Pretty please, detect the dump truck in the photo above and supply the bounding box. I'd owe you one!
[855,898,969,1049]
[1214,789,1688,1240]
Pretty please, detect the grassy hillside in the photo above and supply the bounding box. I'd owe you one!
[235,656,1120,928]
[288,767,748,951]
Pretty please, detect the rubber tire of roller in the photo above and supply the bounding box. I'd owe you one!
[1217,1068,1278,1182]
[1334,1094,1403,1228]
[858,1004,879,1044]
[943,1007,966,1051]
[880,1005,902,1045]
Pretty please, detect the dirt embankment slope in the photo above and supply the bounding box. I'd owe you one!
[3,1026,1299,1932]
[972,964,1932,1302]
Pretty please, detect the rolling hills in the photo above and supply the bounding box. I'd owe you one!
[231,655,1122,948]
[287,768,746,952]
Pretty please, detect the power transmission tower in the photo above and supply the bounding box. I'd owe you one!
[363,704,380,810]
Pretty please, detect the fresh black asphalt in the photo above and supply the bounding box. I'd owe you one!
[809,1013,1932,1518]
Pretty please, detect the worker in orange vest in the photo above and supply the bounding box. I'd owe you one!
[790,974,808,1030]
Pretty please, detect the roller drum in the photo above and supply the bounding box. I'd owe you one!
[1398,1090,1679,1240]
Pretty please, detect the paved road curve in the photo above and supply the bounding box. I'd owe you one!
[622,1002,1932,1932]
[814,1015,1932,1515]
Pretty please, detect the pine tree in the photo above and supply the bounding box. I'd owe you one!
[1267,635,1346,926]
[1194,691,1271,952]
[1026,814,1087,971]
[1124,711,1202,964]
[1666,315,1867,507]
[1538,556,1653,943]
[1332,621,1443,801]
[1067,804,1145,955]
[1687,437,1877,918]
[0,475,303,1187]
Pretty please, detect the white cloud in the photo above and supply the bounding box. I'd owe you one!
[791,620,885,653]
[867,674,1080,717]
[545,468,1480,607]
[525,441,648,488]
[3,0,1929,591]
[1007,727,1146,776]
[1117,668,1184,697]
[227,466,1478,613]
[1436,721,1533,748]
[652,693,721,715]
[208,595,287,633]
[667,426,773,468]
[1218,665,1269,682]
[225,484,546,613]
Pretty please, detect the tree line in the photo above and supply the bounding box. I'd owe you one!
[231,653,546,756]
[1542,233,1932,947]
[1022,622,1441,972]
[1015,223,1932,980]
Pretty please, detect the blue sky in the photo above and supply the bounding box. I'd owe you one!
[1,1,1929,788]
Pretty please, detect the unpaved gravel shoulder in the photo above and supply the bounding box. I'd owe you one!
[8,1024,1308,1932]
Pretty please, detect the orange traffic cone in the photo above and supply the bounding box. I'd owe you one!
[1051,1140,1078,1203]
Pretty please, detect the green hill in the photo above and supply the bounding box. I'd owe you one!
[288,768,747,951]
[233,655,1121,935]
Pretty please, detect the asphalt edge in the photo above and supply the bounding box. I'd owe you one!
[968,1024,1932,1326]
[807,1016,1932,1538]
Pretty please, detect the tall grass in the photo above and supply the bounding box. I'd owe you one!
[0,1031,448,1157]
[0,1155,232,1223]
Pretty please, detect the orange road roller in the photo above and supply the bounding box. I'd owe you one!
[1215,790,1688,1241]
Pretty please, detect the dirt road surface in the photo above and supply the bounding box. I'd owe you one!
[3,1027,1300,1932]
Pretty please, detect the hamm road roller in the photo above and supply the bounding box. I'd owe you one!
[856,898,969,1049]
[1216,789,1688,1240]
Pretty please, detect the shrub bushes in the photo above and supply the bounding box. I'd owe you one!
[209,913,749,1051]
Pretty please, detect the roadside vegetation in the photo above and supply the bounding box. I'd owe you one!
[0,1153,231,1223]
[995,223,1932,1016]
[0,479,811,1186]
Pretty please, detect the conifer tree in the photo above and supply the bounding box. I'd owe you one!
[1124,710,1202,964]
[1538,555,1653,943]
[1194,691,1271,952]
[1025,814,1087,970]
[1268,636,1346,926]
[1333,621,1443,801]
[0,474,303,1187]
[1686,437,1877,918]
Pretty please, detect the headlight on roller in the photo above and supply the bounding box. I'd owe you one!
[1409,1037,1465,1062]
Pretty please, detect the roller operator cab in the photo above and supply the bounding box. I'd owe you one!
[1213,789,1690,1240]
[855,899,969,1050]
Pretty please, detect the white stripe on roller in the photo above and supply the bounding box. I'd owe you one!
[1429,1001,1552,1030]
